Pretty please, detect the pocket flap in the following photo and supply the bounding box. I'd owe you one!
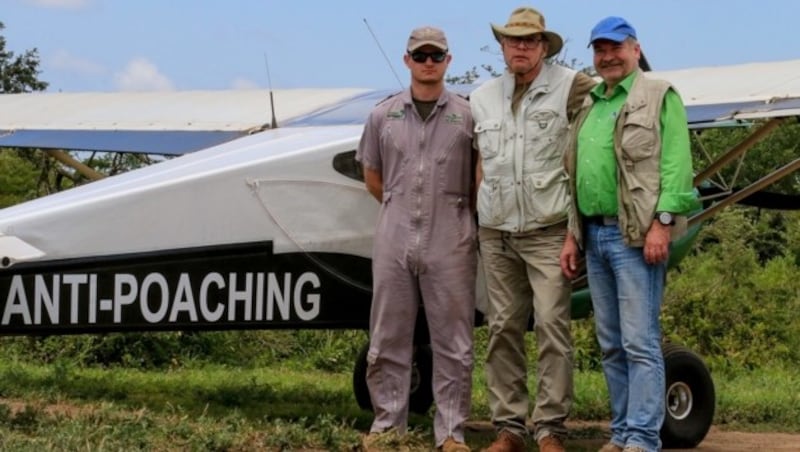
[531,169,568,189]
[475,120,501,133]
[624,112,655,129]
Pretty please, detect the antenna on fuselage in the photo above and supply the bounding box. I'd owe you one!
[263,52,278,128]
[363,18,405,90]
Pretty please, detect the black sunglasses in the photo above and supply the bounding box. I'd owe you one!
[409,51,447,63]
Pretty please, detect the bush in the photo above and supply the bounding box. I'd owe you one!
[662,208,800,371]
[0,329,368,371]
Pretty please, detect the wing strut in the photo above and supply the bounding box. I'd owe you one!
[690,157,800,226]
[693,117,785,188]
[45,149,105,181]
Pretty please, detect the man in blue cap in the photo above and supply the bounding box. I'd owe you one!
[560,16,699,452]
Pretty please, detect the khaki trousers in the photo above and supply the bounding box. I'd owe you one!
[479,224,573,441]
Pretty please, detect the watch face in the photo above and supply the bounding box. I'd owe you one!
[659,212,674,225]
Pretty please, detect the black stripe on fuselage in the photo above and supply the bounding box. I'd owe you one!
[0,241,372,335]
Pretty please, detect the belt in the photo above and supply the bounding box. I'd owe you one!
[584,215,618,226]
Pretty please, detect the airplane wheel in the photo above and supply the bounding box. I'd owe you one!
[353,342,434,415]
[660,343,715,448]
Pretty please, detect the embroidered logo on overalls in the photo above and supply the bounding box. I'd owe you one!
[386,110,405,119]
[445,113,464,124]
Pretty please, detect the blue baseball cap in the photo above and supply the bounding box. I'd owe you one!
[588,16,637,46]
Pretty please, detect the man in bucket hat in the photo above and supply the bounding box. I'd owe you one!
[357,25,477,452]
[561,16,698,452]
[470,6,595,452]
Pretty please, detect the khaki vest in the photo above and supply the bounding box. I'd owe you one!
[471,64,577,233]
[566,71,688,247]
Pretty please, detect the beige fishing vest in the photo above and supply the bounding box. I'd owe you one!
[566,71,688,247]
[471,64,578,233]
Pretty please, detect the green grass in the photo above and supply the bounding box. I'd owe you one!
[712,367,800,431]
[0,359,797,450]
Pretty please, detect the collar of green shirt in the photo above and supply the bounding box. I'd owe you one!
[590,70,639,101]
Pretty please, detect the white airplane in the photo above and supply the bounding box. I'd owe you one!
[0,59,798,449]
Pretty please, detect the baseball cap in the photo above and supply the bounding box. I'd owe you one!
[407,26,448,52]
[588,16,637,45]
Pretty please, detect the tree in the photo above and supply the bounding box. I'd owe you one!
[0,21,53,206]
[691,121,800,195]
[0,22,48,93]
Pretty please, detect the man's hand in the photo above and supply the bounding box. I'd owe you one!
[644,221,671,264]
[364,166,383,202]
[560,232,581,279]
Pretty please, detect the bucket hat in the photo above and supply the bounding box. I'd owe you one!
[491,6,563,57]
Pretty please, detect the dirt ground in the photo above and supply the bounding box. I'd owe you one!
[668,426,800,451]
[465,421,800,451]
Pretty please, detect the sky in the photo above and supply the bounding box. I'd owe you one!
[3,0,798,93]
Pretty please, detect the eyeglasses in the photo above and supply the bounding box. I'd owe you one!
[409,51,447,63]
[504,35,544,50]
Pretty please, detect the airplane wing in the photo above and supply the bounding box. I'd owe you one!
[646,59,800,218]
[1,60,797,153]
[0,88,372,154]
[649,59,800,128]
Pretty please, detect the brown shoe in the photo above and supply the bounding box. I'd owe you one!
[598,443,623,452]
[441,437,471,452]
[482,430,525,452]
[537,435,565,452]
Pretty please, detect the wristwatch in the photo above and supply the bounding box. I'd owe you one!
[656,212,675,226]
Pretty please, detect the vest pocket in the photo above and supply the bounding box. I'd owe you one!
[475,120,502,160]
[620,114,657,161]
[523,169,569,225]
[477,176,511,227]
[525,109,566,162]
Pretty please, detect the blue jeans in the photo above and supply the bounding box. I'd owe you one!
[585,223,665,452]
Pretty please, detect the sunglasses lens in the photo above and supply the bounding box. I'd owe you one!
[410,51,446,63]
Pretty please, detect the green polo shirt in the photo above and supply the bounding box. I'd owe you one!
[576,71,699,217]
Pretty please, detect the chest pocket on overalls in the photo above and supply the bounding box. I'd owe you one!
[436,127,472,196]
[475,120,502,160]
[379,124,410,193]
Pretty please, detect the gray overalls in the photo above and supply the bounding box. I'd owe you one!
[356,88,477,445]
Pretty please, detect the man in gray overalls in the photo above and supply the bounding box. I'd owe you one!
[356,25,477,452]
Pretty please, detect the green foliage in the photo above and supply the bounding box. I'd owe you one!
[0,360,796,449]
[0,329,368,373]
[691,121,800,195]
[446,44,503,84]
[571,318,602,371]
[292,330,367,371]
[0,22,48,93]
[446,63,501,85]
[662,208,800,371]
[83,151,159,176]
[0,149,40,207]
[262,414,364,450]
[714,367,800,427]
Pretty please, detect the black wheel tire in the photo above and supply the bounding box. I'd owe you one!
[660,343,716,448]
[352,343,434,415]
[353,343,372,411]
